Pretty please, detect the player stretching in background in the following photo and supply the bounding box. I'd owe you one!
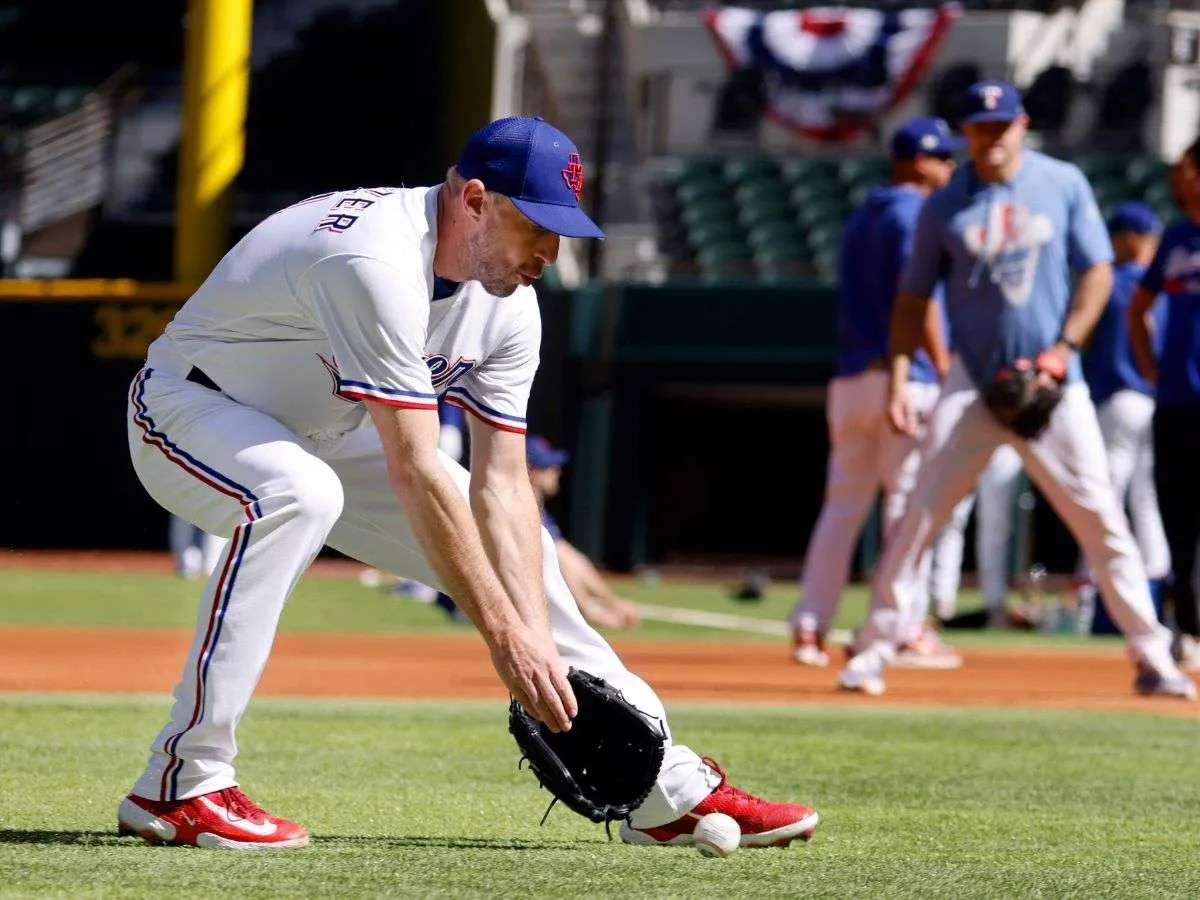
[1129,145,1200,671]
[838,81,1194,699]
[790,116,958,668]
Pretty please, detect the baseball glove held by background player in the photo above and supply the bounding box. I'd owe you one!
[982,354,1065,439]
[509,668,666,827]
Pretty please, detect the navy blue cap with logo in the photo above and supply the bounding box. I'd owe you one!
[527,435,570,470]
[456,116,605,239]
[890,116,963,160]
[961,80,1025,124]
[1107,201,1160,235]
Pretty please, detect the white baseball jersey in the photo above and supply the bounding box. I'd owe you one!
[150,186,540,438]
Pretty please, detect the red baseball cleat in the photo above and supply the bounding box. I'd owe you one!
[619,758,819,848]
[117,787,310,850]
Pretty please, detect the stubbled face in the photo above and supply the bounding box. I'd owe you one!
[465,191,560,297]
[962,116,1027,173]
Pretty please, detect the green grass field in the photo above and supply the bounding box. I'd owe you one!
[0,566,1120,651]
[1,697,1197,898]
[0,566,1182,897]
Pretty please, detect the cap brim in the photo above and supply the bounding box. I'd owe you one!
[961,111,1022,124]
[530,451,570,468]
[511,197,605,239]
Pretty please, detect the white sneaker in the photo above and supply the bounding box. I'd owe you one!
[893,629,963,670]
[1177,634,1200,672]
[838,651,886,696]
[1133,661,1197,700]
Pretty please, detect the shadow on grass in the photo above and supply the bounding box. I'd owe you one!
[0,830,597,852]
[316,835,594,851]
[0,830,120,846]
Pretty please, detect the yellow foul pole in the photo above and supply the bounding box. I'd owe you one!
[174,0,253,285]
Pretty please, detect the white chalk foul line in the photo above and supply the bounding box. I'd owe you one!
[633,604,852,644]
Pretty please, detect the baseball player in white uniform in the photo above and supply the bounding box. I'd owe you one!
[790,116,958,668]
[1080,202,1170,629]
[118,117,819,850]
[837,82,1195,699]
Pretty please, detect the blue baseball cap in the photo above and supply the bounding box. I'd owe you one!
[1107,201,1160,235]
[527,435,570,470]
[890,116,962,159]
[456,116,605,239]
[961,80,1026,124]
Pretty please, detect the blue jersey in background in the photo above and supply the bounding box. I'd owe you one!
[1084,260,1164,405]
[836,184,939,383]
[901,150,1113,389]
[1140,218,1200,406]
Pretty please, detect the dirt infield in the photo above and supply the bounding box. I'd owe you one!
[1,550,1195,717]
[0,626,1195,718]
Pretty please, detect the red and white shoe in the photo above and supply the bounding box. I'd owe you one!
[792,625,830,667]
[117,787,310,850]
[893,627,963,670]
[619,758,818,848]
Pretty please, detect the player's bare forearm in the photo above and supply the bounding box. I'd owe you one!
[469,423,552,638]
[1059,262,1113,349]
[1127,285,1159,383]
[366,403,518,638]
[557,539,608,603]
[368,401,576,732]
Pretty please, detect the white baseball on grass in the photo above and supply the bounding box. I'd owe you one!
[693,812,740,858]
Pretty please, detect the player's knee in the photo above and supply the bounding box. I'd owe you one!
[279,460,345,530]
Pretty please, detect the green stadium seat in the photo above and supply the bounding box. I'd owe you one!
[671,157,724,186]
[734,178,788,210]
[806,224,843,255]
[675,175,730,207]
[781,156,840,186]
[724,156,779,184]
[796,196,847,227]
[1141,181,1175,208]
[697,241,752,264]
[680,198,737,228]
[739,202,793,230]
[1076,151,1126,182]
[746,221,806,250]
[839,156,889,186]
[1125,156,1168,190]
[790,179,843,207]
[688,220,744,248]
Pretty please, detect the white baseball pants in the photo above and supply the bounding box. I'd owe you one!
[1095,390,1169,580]
[858,358,1174,667]
[928,444,1024,618]
[126,361,718,827]
[791,370,938,634]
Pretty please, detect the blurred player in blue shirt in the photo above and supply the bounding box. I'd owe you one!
[839,81,1193,699]
[791,116,958,668]
[1130,146,1200,670]
[1080,203,1170,632]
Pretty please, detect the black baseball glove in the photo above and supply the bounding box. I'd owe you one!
[509,667,666,826]
[982,353,1065,439]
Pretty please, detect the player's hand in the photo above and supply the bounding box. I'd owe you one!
[489,625,577,732]
[613,597,641,628]
[887,383,918,436]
